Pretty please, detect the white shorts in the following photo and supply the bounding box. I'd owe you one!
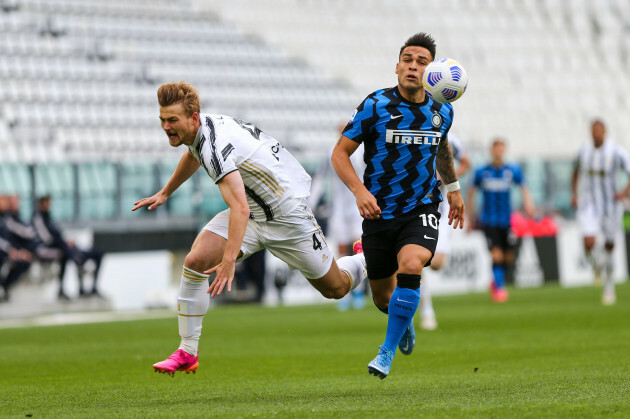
[577,201,622,242]
[203,201,334,279]
[435,198,452,255]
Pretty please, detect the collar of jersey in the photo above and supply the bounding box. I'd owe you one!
[191,124,204,149]
[395,86,430,106]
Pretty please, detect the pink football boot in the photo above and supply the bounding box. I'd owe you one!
[153,349,199,376]
[490,282,509,303]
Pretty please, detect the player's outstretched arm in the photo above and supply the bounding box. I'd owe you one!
[615,147,630,200]
[437,136,465,229]
[331,135,381,219]
[570,160,580,207]
[466,184,477,231]
[206,170,250,298]
[521,186,536,218]
[447,191,465,229]
[132,151,200,211]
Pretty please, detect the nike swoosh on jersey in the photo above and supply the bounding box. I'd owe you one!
[390,114,403,119]
[424,235,436,240]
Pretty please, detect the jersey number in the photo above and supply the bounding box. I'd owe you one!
[233,118,262,140]
[419,213,438,230]
[312,233,322,250]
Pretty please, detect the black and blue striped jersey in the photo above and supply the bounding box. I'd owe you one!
[472,163,524,228]
[343,86,454,219]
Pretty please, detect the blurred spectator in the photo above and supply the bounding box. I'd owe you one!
[0,194,34,301]
[32,195,105,300]
[571,119,630,305]
[467,139,535,303]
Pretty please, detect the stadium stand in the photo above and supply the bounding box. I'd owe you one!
[1,0,629,222]
[206,0,630,157]
[0,0,356,221]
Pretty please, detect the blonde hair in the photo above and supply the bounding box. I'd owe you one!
[157,82,201,116]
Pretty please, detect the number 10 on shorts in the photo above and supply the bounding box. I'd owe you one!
[419,213,438,230]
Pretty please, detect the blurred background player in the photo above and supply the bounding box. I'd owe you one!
[571,119,630,305]
[332,33,465,379]
[467,139,535,302]
[32,195,105,299]
[310,123,367,311]
[133,82,367,376]
[420,133,470,330]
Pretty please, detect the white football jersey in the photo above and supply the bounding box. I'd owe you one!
[188,114,312,221]
[576,139,630,214]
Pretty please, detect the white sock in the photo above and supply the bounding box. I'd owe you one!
[177,266,210,356]
[337,253,367,290]
[586,250,599,271]
[421,278,435,319]
[602,252,615,294]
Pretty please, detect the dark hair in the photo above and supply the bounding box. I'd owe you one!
[399,33,436,60]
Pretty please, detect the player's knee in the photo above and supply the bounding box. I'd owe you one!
[584,237,596,251]
[431,254,445,270]
[319,286,347,300]
[372,293,390,310]
[398,259,425,275]
[184,252,206,273]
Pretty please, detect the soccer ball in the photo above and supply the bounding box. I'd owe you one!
[422,58,468,103]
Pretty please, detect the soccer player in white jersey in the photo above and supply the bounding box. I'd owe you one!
[420,134,470,330]
[133,82,367,375]
[571,119,630,305]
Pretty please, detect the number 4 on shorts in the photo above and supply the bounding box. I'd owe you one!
[312,233,322,250]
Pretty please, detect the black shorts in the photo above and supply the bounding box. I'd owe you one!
[481,225,516,251]
[361,203,440,280]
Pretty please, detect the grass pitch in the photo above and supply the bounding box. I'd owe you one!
[1,283,629,418]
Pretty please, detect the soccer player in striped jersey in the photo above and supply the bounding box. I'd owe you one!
[332,33,465,379]
[467,139,535,303]
[133,82,367,376]
[571,119,630,305]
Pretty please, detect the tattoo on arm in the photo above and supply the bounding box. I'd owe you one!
[436,136,457,184]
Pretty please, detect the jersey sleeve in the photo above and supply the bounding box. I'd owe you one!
[442,103,454,138]
[512,165,525,186]
[342,94,378,144]
[472,167,483,187]
[615,144,630,175]
[198,120,238,184]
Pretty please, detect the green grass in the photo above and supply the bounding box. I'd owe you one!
[1,283,629,418]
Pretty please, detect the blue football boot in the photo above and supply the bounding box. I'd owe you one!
[398,319,416,355]
[367,346,394,379]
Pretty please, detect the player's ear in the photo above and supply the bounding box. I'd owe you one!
[395,62,399,74]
